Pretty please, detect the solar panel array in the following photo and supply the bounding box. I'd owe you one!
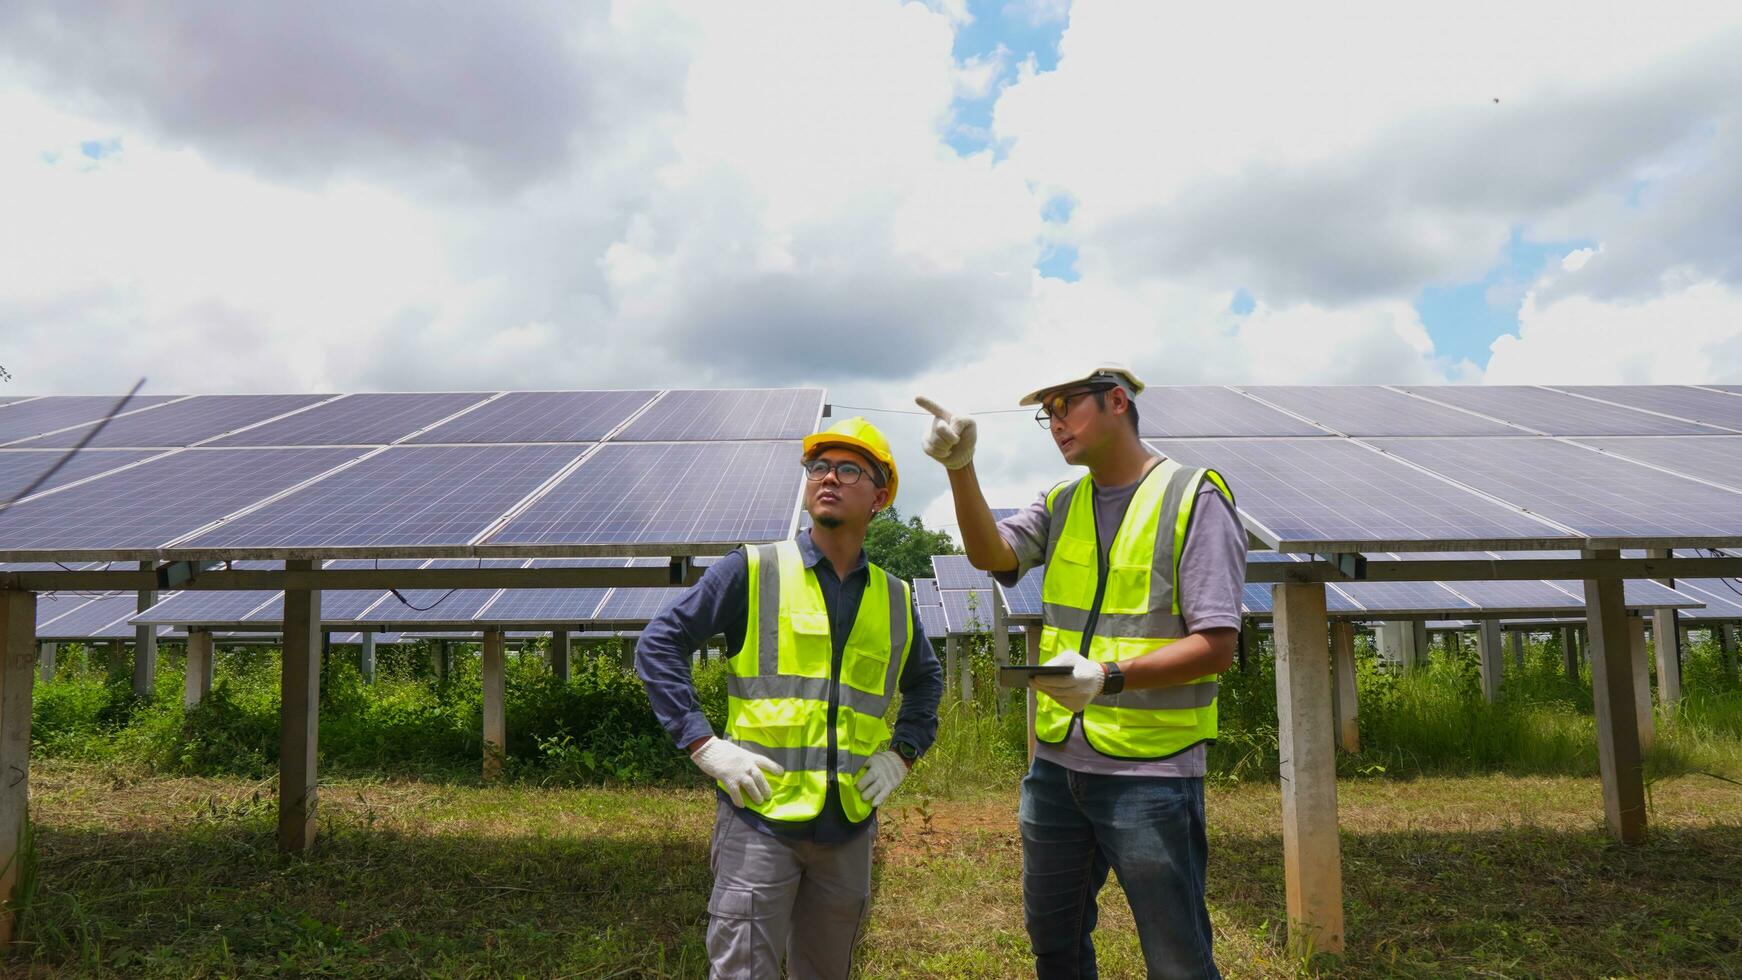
[0,389,821,561]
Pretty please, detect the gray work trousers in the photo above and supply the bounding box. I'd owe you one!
[706,799,876,979]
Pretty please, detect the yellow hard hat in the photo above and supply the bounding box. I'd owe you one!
[802,416,899,505]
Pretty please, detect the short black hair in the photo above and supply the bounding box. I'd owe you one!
[1092,388,1141,433]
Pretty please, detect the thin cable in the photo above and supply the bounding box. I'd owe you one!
[0,378,147,511]
[829,403,1034,417]
[378,556,476,612]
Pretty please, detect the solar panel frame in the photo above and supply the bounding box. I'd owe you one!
[1240,386,1521,436]
[0,447,366,558]
[0,394,182,445]
[17,394,335,448]
[179,444,588,553]
[37,594,151,639]
[407,390,657,444]
[1134,386,1329,438]
[613,388,826,442]
[1399,386,1727,436]
[1328,580,1474,615]
[205,392,496,447]
[931,555,992,591]
[1148,437,1575,552]
[1571,436,1742,493]
[916,603,949,639]
[1668,580,1742,619]
[487,441,802,553]
[593,585,690,623]
[0,449,163,502]
[913,578,941,606]
[1370,437,1742,547]
[997,566,1044,617]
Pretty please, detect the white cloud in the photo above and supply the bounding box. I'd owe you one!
[1486,278,1742,384]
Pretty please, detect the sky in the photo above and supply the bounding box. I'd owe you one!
[2,0,1741,530]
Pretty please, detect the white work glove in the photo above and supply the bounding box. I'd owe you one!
[855,750,909,807]
[1030,652,1106,713]
[916,396,978,470]
[690,737,785,808]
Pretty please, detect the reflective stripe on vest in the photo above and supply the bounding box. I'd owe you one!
[1033,461,1234,760]
[727,539,913,823]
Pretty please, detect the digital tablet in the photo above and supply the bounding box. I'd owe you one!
[997,664,1074,688]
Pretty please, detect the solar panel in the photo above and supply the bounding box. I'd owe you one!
[1669,580,1742,619]
[989,507,1023,522]
[1240,583,1274,616]
[0,449,161,502]
[594,586,689,622]
[913,578,941,605]
[1241,387,1519,436]
[916,603,949,639]
[350,559,527,624]
[1135,386,1328,438]
[1545,579,1705,610]
[1435,579,1586,610]
[1371,437,1742,544]
[206,392,495,447]
[941,589,998,633]
[1573,437,1742,492]
[182,444,587,550]
[0,447,364,554]
[37,593,149,639]
[0,394,180,445]
[489,441,801,548]
[332,632,404,645]
[997,566,1044,617]
[477,561,613,624]
[1148,437,1570,551]
[1330,581,1476,614]
[133,589,279,625]
[408,390,656,444]
[1399,386,1724,436]
[613,389,824,441]
[931,555,992,590]
[35,593,98,632]
[1552,386,1742,431]
[19,394,334,448]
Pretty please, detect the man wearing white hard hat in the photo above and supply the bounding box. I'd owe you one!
[637,417,944,979]
[917,366,1243,979]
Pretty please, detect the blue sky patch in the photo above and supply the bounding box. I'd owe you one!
[1414,228,1594,367]
[945,0,1069,157]
[1036,242,1079,282]
[1229,288,1256,315]
[80,138,122,160]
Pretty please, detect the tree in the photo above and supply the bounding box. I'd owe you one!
[863,506,958,582]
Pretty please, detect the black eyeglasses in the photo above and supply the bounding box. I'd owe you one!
[802,458,878,486]
[1034,385,1113,429]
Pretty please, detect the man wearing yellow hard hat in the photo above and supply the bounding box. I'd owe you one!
[636,416,943,979]
[919,366,1243,980]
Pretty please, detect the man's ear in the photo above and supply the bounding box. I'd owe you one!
[1108,386,1130,415]
[872,486,891,514]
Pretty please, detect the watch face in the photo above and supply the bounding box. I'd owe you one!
[895,742,918,760]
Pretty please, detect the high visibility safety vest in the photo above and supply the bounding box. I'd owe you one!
[1034,458,1234,760]
[726,540,914,824]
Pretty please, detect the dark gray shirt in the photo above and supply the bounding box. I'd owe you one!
[993,458,1247,777]
[636,529,944,841]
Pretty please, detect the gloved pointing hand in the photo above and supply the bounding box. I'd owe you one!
[915,396,977,470]
[855,750,909,807]
[1029,652,1106,713]
[690,737,786,808]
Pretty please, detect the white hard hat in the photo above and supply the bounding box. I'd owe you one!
[1018,363,1147,407]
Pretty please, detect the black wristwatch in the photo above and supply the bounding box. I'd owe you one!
[1101,661,1126,696]
[892,741,920,764]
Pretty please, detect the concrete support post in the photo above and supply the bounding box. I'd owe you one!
[1329,621,1359,753]
[358,633,376,684]
[1510,630,1525,670]
[1272,583,1344,955]
[132,560,158,698]
[1584,556,1646,843]
[619,637,635,672]
[991,595,1009,716]
[1562,625,1579,681]
[184,628,214,708]
[1024,626,1040,761]
[0,590,37,945]
[1373,622,1402,668]
[482,629,506,781]
[279,560,320,853]
[1721,624,1738,681]
[38,641,55,684]
[435,641,450,685]
[1477,620,1504,703]
[944,635,960,702]
[1647,548,1682,709]
[1446,629,1462,661]
[550,630,571,682]
[1629,617,1654,751]
[1409,620,1429,672]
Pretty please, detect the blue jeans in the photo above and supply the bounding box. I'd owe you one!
[1020,757,1219,980]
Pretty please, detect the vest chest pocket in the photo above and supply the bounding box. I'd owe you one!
[841,637,890,696]
[1044,536,1099,606]
[781,609,833,675]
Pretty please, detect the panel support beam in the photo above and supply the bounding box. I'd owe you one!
[482,629,506,782]
[0,590,36,945]
[1329,621,1359,753]
[550,630,571,682]
[132,560,157,698]
[184,628,214,707]
[1584,553,1646,843]
[279,559,320,853]
[1477,620,1504,703]
[1272,582,1344,955]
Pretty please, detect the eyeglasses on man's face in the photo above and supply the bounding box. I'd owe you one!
[1034,385,1114,429]
[802,457,877,486]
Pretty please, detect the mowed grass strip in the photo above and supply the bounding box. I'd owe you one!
[17,762,1742,978]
